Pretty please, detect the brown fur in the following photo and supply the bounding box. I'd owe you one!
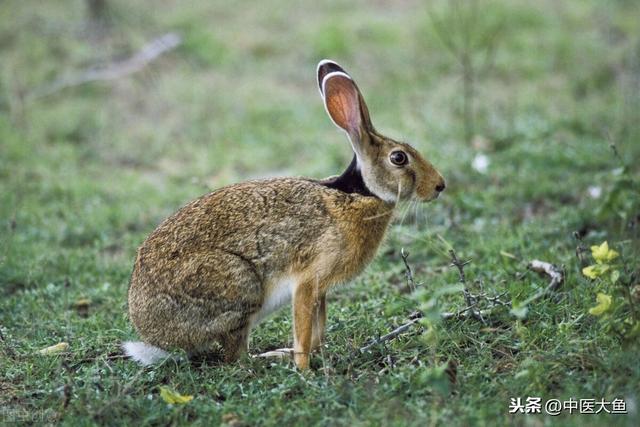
[126,60,444,369]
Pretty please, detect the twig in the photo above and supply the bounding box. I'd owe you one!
[573,231,588,267]
[522,260,564,306]
[361,254,562,354]
[360,315,423,353]
[484,291,511,307]
[441,306,490,320]
[30,32,182,100]
[401,248,417,292]
[358,251,425,353]
[360,302,500,352]
[449,249,471,284]
[70,353,128,369]
[360,249,510,353]
[449,249,486,324]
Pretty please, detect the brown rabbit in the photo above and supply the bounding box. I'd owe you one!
[124,60,445,369]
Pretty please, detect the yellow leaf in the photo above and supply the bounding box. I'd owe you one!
[582,264,608,279]
[160,386,193,404]
[590,241,619,264]
[38,342,69,355]
[588,293,612,316]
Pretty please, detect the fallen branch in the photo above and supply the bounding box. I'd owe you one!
[441,307,491,320]
[360,315,423,353]
[31,32,182,100]
[359,253,564,354]
[361,250,511,353]
[521,260,564,306]
[70,353,128,369]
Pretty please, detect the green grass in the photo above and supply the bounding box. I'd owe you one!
[1,0,639,425]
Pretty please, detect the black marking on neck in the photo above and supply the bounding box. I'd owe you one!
[322,155,375,197]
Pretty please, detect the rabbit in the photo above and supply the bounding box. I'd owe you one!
[124,59,445,369]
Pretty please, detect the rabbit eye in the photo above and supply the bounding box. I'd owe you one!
[389,151,408,166]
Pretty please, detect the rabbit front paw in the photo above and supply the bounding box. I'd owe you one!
[254,348,295,359]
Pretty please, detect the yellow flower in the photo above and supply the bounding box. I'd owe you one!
[159,386,193,404]
[582,264,609,279]
[588,293,612,316]
[590,241,619,264]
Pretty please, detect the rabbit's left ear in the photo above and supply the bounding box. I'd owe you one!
[318,61,374,138]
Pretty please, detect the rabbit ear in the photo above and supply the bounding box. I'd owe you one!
[321,71,374,140]
[317,59,348,96]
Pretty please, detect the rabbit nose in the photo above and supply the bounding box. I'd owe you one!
[435,181,446,192]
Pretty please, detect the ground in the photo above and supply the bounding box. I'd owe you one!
[1,0,639,426]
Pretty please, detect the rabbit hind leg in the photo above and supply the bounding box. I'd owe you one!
[186,320,249,365]
[218,325,250,363]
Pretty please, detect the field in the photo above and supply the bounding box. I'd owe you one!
[1,0,639,425]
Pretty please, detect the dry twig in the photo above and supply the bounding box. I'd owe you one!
[522,260,564,306]
[449,249,486,323]
[401,248,417,292]
[360,315,423,353]
[361,249,512,352]
[31,32,182,100]
[360,251,564,354]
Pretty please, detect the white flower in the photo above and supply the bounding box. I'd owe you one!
[587,186,602,199]
[472,153,490,174]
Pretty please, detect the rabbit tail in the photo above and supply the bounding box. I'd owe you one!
[122,341,169,366]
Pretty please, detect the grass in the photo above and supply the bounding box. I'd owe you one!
[1,0,639,425]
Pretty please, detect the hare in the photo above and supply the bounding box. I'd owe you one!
[124,60,445,369]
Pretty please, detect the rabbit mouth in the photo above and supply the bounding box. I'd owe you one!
[421,191,441,203]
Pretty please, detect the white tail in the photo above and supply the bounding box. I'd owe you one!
[122,341,169,365]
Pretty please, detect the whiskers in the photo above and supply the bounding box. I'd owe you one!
[395,199,415,228]
[392,181,411,227]
[362,181,448,260]
[394,210,452,261]
[390,185,451,259]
